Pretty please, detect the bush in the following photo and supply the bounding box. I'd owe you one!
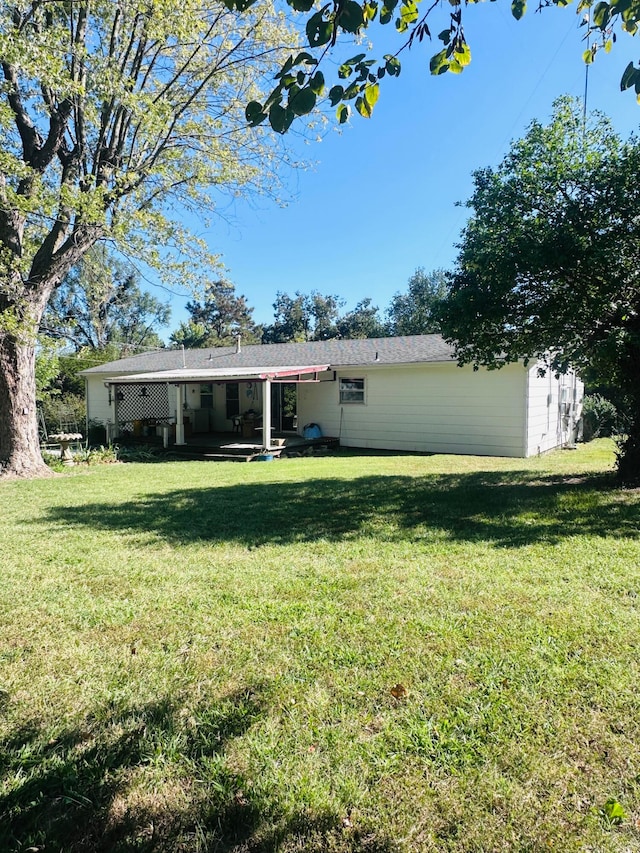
[87,419,107,446]
[82,445,120,465]
[40,392,86,436]
[582,394,618,441]
[42,444,119,469]
[116,444,168,463]
[41,451,66,473]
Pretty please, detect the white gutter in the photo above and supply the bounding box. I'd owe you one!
[102,364,331,384]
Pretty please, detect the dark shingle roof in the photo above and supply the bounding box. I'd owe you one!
[81,334,455,376]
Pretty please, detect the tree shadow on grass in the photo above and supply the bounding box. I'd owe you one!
[0,686,397,852]
[44,469,638,549]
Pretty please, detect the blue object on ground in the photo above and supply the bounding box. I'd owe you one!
[303,423,322,439]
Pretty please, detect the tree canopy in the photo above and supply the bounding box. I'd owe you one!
[337,298,386,339]
[437,97,640,480]
[386,268,448,336]
[0,0,297,476]
[262,291,345,342]
[170,280,261,348]
[43,246,170,353]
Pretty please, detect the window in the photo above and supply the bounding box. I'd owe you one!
[200,383,213,409]
[339,378,365,404]
[226,383,239,419]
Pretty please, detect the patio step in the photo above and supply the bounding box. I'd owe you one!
[200,452,252,462]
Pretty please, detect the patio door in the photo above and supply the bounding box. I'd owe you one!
[271,383,297,432]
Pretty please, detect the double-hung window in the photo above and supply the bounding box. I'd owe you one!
[339,378,365,404]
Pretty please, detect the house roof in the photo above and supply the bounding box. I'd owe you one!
[81,334,456,380]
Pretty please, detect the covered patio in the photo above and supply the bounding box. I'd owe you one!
[103,363,332,455]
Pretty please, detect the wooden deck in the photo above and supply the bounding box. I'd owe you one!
[116,431,339,462]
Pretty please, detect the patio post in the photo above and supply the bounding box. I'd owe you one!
[175,384,186,445]
[112,384,119,440]
[262,377,272,450]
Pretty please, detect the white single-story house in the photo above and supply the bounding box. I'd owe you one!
[81,334,583,458]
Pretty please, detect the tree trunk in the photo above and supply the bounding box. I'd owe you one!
[0,332,52,478]
[613,336,640,485]
[0,281,55,478]
[617,434,640,484]
[616,400,640,485]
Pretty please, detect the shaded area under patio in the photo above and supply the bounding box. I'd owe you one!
[116,428,340,462]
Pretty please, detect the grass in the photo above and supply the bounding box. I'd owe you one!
[1,439,640,852]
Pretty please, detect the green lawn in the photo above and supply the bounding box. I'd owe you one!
[2,440,640,852]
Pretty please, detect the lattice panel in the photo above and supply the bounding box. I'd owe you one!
[115,383,170,423]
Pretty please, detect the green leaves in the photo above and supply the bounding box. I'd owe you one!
[592,1,612,28]
[247,0,640,133]
[355,83,380,117]
[306,11,333,46]
[329,84,345,105]
[309,71,325,95]
[247,49,326,133]
[621,60,639,89]
[289,85,317,115]
[396,0,419,32]
[430,34,471,75]
[384,54,401,76]
[268,103,295,134]
[430,49,449,75]
[453,40,471,68]
[363,1,378,21]
[287,0,315,10]
[511,0,526,20]
[221,0,260,10]
[619,60,640,100]
[245,100,268,126]
[337,103,350,123]
[601,798,626,826]
[339,53,366,78]
[380,0,399,25]
[338,0,365,33]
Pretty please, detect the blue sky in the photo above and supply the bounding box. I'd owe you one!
[160,3,640,332]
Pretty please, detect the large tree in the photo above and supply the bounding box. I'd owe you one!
[386,267,448,336]
[0,1,295,476]
[437,97,640,481]
[170,279,260,348]
[262,290,345,342]
[336,298,386,339]
[42,246,170,353]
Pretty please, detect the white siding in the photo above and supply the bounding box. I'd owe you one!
[298,362,528,457]
[86,360,583,458]
[526,366,584,456]
[86,376,114,426]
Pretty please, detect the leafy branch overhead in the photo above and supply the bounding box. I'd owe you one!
[245,0,640,131]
